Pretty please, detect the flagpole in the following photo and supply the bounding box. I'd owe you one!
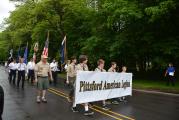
[33,42,39,63]
[47,30,50,40]
[42,30,50,57]
[23,42,28,64]
[64,35,67,64]
[64,35,68,82]
[17,41,21,62]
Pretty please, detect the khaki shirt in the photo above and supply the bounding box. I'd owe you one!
[108,67,116,72]
[95,67,106,72]
[67,63,77,77]
[76,64,89,71]
[35,61,51,77]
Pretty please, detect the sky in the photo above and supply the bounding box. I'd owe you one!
[0,0,16,25]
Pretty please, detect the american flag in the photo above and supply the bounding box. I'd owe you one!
[42,32,49,57]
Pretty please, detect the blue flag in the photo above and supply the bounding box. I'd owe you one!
[61,36,66,65]
[23,45,28,64]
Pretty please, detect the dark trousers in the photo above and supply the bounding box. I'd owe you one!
[52,71,57,85]
[68,77,75,101]
[0,86,4,120]
[167,75,175,86]
[9,69,16,84]
[28,70,35,83]
[17,70,25,88]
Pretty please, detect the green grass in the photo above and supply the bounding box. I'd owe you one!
[58,73,179,94]
[133,79,179,94]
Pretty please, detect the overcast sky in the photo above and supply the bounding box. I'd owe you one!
[0,0,16,25]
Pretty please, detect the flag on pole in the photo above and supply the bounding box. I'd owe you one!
[61,35,66,65]
[17,41,21,61]
[9,49,13,58]
[33,42,39,62]
[23,43,28,64]
[42,31,49,57]
[17,46,21,62]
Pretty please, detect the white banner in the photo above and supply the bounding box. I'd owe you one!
[74,71,132,105]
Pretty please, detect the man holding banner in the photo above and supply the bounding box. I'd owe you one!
[72,55,94,116]
[95,59,110,110]
[119,66,128,102]
[108,62,120,105]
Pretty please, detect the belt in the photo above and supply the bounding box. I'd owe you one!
[38,76,48,78]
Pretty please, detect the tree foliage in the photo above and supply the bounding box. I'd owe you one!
[0,0,179,72]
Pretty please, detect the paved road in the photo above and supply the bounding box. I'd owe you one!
[0,66,179,120]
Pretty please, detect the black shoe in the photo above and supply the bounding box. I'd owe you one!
[123,100,128,103]
[89,102,94,106]
[119,98,124,102]
[84,110,94,116]
[102,105,110,111]
[112,100,119,105]
[71,107,79,112]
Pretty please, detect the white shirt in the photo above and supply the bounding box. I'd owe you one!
[8,62,17,70]
[50,62,58,72]
[64,64,68,70]
[27,61,35,70]
[5,62,8,67]
[17,63,26,71]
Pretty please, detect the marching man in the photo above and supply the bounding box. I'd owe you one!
[119,66,128,102]
[72,55,94,116]
[8,59,17,85]
[35,55,53,103]
[27,58,35,84]
[50,59,59,86]
[108,62,120,105]
[95,59,110,110]
[66,56,77,108]
[17,57,26,89]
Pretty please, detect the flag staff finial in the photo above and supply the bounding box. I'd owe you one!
[47,30,50,39]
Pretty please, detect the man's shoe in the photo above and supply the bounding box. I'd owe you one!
[112,100,119,105]
[102,105,111,111]
[36,96,41,103]
[71,107,79,112]
[42,97,47,103]
[84,110,94,116]
[119,98,124,102]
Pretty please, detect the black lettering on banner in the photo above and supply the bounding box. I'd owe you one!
[80,81,84,92]
[79,80,131,92]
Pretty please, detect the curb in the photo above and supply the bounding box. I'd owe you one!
[133,89,179,97]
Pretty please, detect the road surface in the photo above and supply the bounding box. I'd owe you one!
[0,66,178,120]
